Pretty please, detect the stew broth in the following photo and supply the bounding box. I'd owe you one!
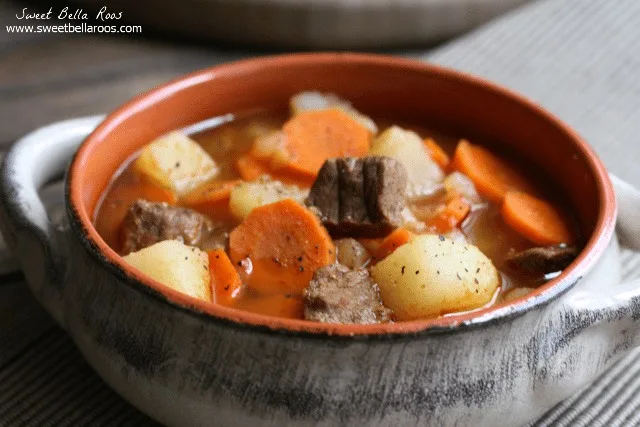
[95,102,579,321]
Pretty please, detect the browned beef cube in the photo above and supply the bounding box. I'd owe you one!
[507,245,579,276]
[121,200,215,254]
[306,156,407,237]
[303,264,392,324]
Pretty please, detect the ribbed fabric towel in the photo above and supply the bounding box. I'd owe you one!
[1,0,640,425]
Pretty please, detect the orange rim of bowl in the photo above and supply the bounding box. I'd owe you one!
[67,53,617,337]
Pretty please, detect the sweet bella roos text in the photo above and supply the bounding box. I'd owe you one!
[16,7,123,21]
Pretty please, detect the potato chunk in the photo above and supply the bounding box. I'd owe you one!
[123,240,212,301]
[444,171,482,204]
[135,131,219,197]
[229,177,308,219]
[370,126,444,197]
[371,234,499,320]
[290,91,378,134]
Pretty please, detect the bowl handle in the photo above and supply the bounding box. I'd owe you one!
[600,174,640,315]
[0,116,104,329]
[557,175,640,344]
[611,174,640,251]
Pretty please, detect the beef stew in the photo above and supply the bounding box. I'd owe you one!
[94,92,580,323]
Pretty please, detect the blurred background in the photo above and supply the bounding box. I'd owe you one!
[1,0,531,146]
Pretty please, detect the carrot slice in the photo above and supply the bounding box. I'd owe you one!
[280,109,371,179]
[452,140,536,203]
[229,199,335,294]
[501,191,574,245]
[234,294,304,319]
[235,154,314,187]
[182,179,241,210]
[207,249,243,306]
[236,154,271,181]
[423,138,450,170]
[375,228,414,261]
[427,196,471,233]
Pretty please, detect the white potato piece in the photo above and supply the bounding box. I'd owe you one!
[123,240,211,301]
[371,234,500,320]
[135,131,219,197]
[444,172,482,204]
[370,126,444,198]
[250,131,292,169]
[229,177,308,219]
[289,91,378,134]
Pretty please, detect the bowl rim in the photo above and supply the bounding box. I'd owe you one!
[66,52,617,338]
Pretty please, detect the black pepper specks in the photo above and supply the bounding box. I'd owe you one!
[401,266,406,274]
[439,235,445,241]
[415,270,420,275]
[456,273,461,280]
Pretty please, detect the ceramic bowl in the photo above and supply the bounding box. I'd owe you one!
[1,54,637,427]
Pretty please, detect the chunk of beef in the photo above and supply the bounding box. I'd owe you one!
[507,245,579,276]
[306,156,407,238]
[121,200,216,254]
[303,264,392,324]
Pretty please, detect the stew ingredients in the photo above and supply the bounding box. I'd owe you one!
[371,234,500,319]
[122,200,216,255]
[304,264,392,324]
[94,91,580,324]
[123,240,212,301]
[305,156,408,238]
